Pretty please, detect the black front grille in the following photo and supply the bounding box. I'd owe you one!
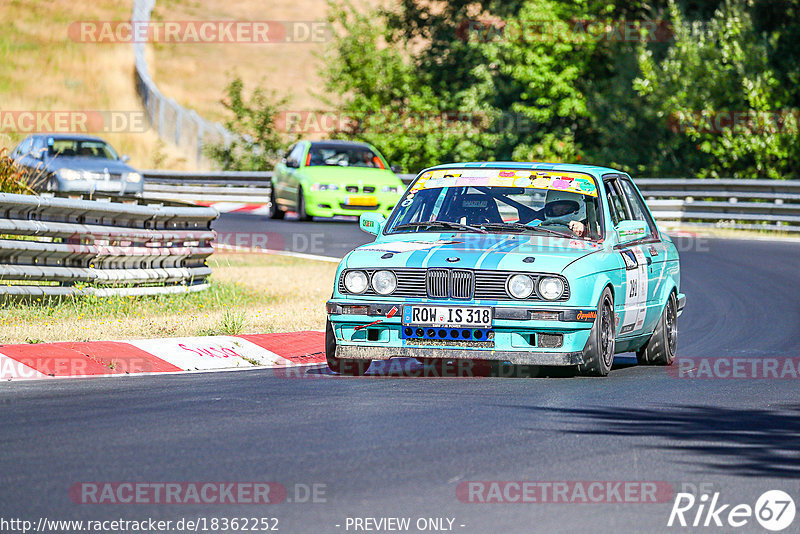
[339,203,379,210]
[427,269,449,298]
[339,268,568,301]
[363,186,376,193]
[345,185,359,193]
[450,270,474,299]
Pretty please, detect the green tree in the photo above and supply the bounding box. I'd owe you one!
[634,0,798,178]
[322,0,798,177]
[205,77,290,171]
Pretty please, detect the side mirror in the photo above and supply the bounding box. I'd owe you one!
[359,212,386,236]
[616,220,649,244]
[120,155,131,163]
[286,158,299,169]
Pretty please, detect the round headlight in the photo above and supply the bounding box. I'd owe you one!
[371,270,397,295]
[344,270,369,294]
[538,277,565,300]
[507,274,534,299]
[125,172,142,183]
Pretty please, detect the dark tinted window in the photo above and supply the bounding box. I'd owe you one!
[307,144,384,169]
[619,179,657,234]
[48,139,118,159]
[605,180,628,225]
[286,143,304,167]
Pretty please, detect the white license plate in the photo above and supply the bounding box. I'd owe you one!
[403,306,492,328]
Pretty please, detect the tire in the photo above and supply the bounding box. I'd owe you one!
[269,186,285,220]
[296,186,312,221]
[577,287,615,377]
[636,292,678,366]
[325,319,371,376]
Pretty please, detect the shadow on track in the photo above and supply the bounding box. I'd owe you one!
[507,403,800,478]
[303,357,639,379]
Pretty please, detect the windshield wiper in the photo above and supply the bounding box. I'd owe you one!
[392,221,487,234]
[480,222,577,240]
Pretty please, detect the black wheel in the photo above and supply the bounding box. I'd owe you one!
[269,186,285,219]
[636,292,678,366]
[296,187,311,221]
[577,287,615,376]
[325,320,371,376]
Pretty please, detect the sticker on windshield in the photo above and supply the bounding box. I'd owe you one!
[412,169,597,197]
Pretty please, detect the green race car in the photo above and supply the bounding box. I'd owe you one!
[269,140,405,220]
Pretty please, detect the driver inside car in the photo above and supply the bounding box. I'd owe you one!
[531,190,588,237]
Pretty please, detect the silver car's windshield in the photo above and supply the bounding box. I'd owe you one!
[47,139,119,160]
[386,168,603,240]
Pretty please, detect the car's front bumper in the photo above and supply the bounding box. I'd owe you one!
[335,344,584,365]
[305,191,400,218]
[327,300,596,366]
[57,179,143,195]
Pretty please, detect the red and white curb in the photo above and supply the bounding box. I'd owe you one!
[198,202,272,215]
[0,331,325,381]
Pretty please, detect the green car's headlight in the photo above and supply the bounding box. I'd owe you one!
[58,169,83,181]
[381,185,401,194]
[507,274,534,299]
[538,277,565,300]
[310,183,340,191]
[344,270,369,294]
[371,270,397,295]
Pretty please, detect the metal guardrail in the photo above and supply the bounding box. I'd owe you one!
[132,0,233,164]
[142,170,415,205]
[635,179,800,232]
[142,171,800,232]
[142,170,273,204]
[0,193,217,297]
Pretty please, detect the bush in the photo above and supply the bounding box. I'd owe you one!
[204,77,292,171]
[0,148,34,194]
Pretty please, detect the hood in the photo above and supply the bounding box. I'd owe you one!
[46,157,135,174]
[346,232,603,274]
[299,165,402,186]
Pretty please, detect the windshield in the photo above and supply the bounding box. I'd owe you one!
[47,139,119,160]
[307,144,385,169]
[386,168,603,240]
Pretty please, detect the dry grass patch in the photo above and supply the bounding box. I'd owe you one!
[0,0,192,169]
[0,253,338,344]
[149,0,384,123]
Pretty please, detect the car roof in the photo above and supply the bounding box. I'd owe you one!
[419,161,627,179]
[31,133,109,143]
[307,140,373,149]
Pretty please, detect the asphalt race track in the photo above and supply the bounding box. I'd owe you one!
[2,213,799,533]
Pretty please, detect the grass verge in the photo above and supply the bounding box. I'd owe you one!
[0,253,338,344]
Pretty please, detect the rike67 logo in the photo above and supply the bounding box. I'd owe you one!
[668,490,796,531]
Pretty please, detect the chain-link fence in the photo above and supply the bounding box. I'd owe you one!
[132,0,233,165]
